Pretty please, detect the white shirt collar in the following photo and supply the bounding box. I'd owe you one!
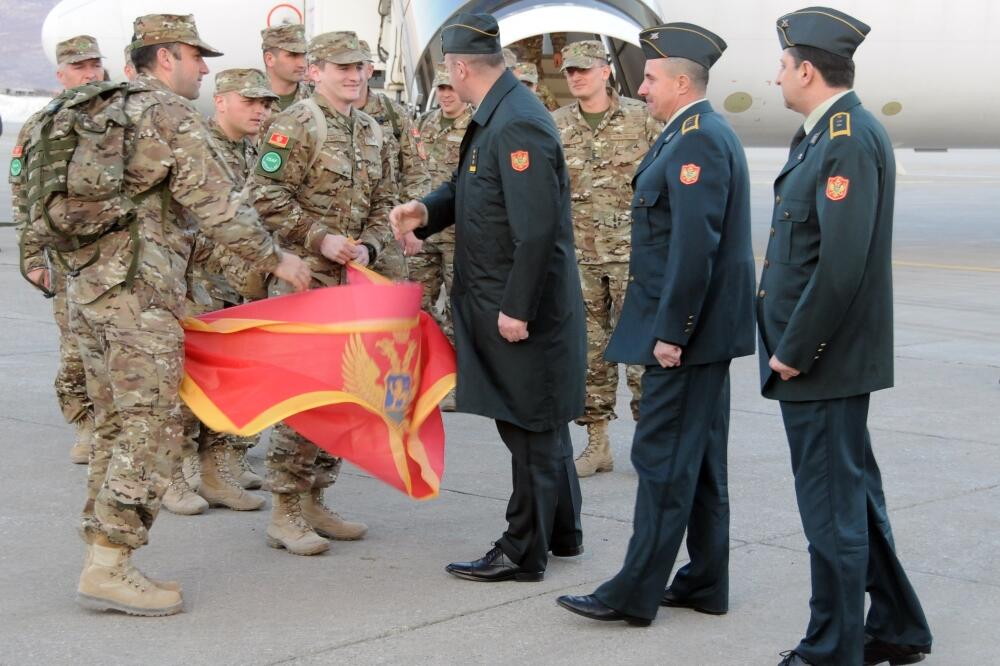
[666,97,707,129]
[803,90,852,134]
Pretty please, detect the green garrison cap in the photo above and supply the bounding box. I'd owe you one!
[560,40,607,71]
[512,62,538,84]
[261,23,306,54]
[432,63,451,87]
[56,35,103,65]
[132,14,223,57]
[440,13,501,55]
[215,68,278,99]
[639,22,727,69]
[308,31,367,65]
[776,7,870,59]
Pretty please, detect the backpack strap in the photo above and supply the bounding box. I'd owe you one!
[378,93,402,140]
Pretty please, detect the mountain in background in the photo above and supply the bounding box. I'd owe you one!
[0,0,61,91]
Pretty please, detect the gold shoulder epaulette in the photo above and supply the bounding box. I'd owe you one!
[681,114,700,135]
[830,111,851,139]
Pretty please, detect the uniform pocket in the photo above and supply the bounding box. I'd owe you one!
[772,198,810,263]
[105,325,183,410]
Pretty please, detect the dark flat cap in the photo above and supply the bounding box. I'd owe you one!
[639,23,726,69]
[441,13,501,55]
[776,7,870,59]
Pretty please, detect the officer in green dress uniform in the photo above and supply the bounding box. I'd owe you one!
[556,23,756,626]
[760,8,933,666]
[389,13,586,582]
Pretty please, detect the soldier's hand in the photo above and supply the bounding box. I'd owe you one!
[389,201,428,240]
[319,234,357,265]
[769,355,801,381]
[653,341,682,368]
[353,243,370,267]
[272,251,310,292]
[26,268,51,291]
[498,312,529,342]
[401,232,423,257]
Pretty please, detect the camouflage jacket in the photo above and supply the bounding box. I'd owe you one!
[261,80,313,139]
[9,107,49,276]
[416,105,473,243]
[49,74,279,315]
[249,93,395,280]
[552,90,661,264]
[361,90,431,202]
[186,120,261,308]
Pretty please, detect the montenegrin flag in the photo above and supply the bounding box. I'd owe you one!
[179,264,456,500]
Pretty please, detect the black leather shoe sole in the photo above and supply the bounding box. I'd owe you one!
[556,597,652,627]
[550,544,584,557]
[445,566,544,583]
[659,596,727,615]
[865,652,927,666]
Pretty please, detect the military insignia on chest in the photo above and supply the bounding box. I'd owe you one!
[510,150,530,172]
[826,175,849,200]
[267,132,290,148]
[679,163,701,185]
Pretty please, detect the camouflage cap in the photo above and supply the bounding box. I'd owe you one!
[432,63,451,87]
[502,47,517,69]
[123,42,134,67]
[261,23,306,54]
[358,39,375,63]
[215,68,279,99]
[132,14,223,57]
[560,40,608,71]
[56,35,103,65]
[308,31,366,65]
[512,62,538,84]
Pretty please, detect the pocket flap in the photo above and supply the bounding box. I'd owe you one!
[631,189,661,208]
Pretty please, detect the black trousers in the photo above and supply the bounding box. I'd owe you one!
[780,395,932,666]
[594,361,732,620]
[494,421,583,573]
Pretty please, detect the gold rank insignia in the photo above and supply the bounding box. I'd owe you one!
[830,112,851,139]
[681,114,700,135]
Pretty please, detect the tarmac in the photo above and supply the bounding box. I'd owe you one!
[0,123,998,664]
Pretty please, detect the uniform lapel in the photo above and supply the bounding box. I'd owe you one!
[632,100,711,184]
[776,91,862,182]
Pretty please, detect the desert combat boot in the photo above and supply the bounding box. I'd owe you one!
[227,446,264,489]
[77,539,183,616]
[162,465,209,515]
[300,488,368,540]
[574,420,614,477]
[267,492,331,555]
[198,443,265,510]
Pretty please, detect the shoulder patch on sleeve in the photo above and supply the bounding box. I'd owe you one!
[267,131,290,148]
[681,114,700,135]
[829,112,851,139]
[255,147,290,179]
[510,150,530,172]
[679,163,700,185]
[12,145,23,158]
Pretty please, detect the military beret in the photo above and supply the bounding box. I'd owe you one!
[56,35,103,65]
[440,13,501,55]
[560,40,608,71]
[776,7,870,59]
[639,22,727,70]
[308,31,367,65]
[215,68,278,99]
[502,48,517,69]
[512,62,538,84]
[432,63,451,87]
[133,14,223,57]
[358,39,375,63]
[261,23,306,54]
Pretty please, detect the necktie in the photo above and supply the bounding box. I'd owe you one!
[789,125,806,155]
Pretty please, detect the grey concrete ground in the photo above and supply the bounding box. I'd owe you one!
[0,123,998,664]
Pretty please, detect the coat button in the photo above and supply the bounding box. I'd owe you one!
[770,227,775,236]
[758,289,766,298]
[783,211,791,219]
[628,276,634,282]
[639,197,645,204]
[775,195,782,203]
[763,259,770,268]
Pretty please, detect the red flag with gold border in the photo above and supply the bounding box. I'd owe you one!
[179,265,456,500]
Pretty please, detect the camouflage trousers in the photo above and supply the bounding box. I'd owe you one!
[71,281,186,549]
[52,279,92,426]
[263,276,342,494]
[372,239,409,281]
[407,240,455,343]
[578,262,642,424]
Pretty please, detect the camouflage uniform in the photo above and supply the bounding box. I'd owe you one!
[509,35,565,111]
[358,40,430,279]
[58,17,281,550]
[512,62,558,111]
[10,37,101,460]
[408,63,470,343]
[552,41,662,429]
[260,24,312,137]
[249,33,394,499]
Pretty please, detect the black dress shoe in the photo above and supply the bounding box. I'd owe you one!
[445,544,543,582]
[550,544,584,557]
[556,594,652,627]
[777,650,814,665]
[864,636,931,665]
[659,587,727,615]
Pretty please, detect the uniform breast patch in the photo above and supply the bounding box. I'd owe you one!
[826,175,849,200]
[267,132,290,148]
[510,150,530,172]
[679,163,701,185]
[259,151,283,173]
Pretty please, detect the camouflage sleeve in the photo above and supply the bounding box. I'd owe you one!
[10,121,46,273]
[397,107,432,201]
[155,102,279,271]
[359,127,396,259]
[645,110,664,147]
[248,113,318,252]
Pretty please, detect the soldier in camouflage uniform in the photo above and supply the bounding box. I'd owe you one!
[123,43,137,81]
[552,40,661,476]
[260,24,312,137]
[355,39,430,280]
[408,63,472,410]
[59,15,310,615]
[162,69,279,515]
[11,35,104,465]
[249,31,396,555]
[512,62,559,111]
[509,34,565,111]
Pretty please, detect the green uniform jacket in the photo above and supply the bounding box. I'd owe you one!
[605,100,756,366]
[417,70,586,431]
[758,92,895,401]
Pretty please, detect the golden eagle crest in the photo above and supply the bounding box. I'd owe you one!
[343,332,419,427]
